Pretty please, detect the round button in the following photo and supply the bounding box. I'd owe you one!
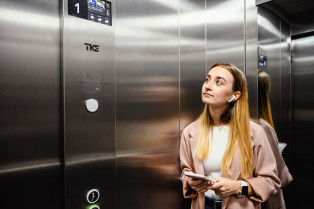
[86,189,100,204]
[87,205,100,209]
[85,99,99,113]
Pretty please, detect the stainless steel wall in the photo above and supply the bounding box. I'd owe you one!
[257,6,291,140]
[0,0,62,208]
[115,1,181,209]
[63,0,116,209]
[257,6,293,209]
[291,32,314,209]
[0,0,260,209]
[180,1,206,208]
[206,0,245,69]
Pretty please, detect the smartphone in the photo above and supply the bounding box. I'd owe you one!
[278,142,287,152]
[184,171,216,183]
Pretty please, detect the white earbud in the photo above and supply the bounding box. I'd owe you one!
[228,95,236,103]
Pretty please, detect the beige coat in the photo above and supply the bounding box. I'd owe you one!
[179,120,281,209]
[260,119,293,209]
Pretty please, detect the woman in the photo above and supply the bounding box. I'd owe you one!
[258,71,293,209]
[180,62,281,209]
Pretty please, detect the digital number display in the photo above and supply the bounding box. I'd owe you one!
[68,0,112,26]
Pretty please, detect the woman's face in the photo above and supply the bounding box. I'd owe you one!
[202,66,237,108]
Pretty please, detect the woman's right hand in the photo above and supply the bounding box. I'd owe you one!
[188,178,212,193]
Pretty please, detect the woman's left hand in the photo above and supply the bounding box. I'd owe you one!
[208,177,241,198]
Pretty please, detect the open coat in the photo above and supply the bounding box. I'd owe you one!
[179,120,281,209]
[260,119,293,209]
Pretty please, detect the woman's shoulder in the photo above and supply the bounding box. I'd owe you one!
[259,119,274,131]
[249,120,265,139]
[182,120,200,136]
[249,119,262,131]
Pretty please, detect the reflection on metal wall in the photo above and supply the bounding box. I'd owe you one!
[115,1,180,209]
[0,0,62,208]
[258,6,285,138]
[257,6,292,209]
[291,33,314,209]
[246,0,258,118]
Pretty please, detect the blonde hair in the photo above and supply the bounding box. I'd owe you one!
[195,62,253,179]
[258,71,275,129]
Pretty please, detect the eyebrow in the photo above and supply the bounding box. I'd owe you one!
[206,74,227,83]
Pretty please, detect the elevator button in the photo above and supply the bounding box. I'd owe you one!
[87,204,100,209]
[85,99,99,113]
[86,189,100,203]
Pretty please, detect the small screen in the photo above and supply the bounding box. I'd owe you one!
[68,0,112,26]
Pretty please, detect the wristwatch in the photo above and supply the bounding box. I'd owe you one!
[237,180,248,197]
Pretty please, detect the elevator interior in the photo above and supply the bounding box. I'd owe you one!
[1,0,314,209]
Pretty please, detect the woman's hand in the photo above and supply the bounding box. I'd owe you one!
[188,178,214,193]
[208,177,241,198]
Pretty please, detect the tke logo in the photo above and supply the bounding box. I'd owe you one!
[84,43,99,52]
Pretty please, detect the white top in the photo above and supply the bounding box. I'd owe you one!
[203,125,229,199]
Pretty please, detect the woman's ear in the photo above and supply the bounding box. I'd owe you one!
[233,91,241,102]
[228,91,241,103]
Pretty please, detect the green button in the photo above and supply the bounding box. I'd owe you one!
[87,204,100,209]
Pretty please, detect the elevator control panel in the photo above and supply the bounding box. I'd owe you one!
[86,189,100,204]
[68,0,112,26]
[258,47,267,68]
[259,55,267,68]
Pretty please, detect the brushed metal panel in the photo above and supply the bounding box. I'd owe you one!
[206,0,245,70]
[115,1,180,209]
[180,1,206,208]
[257,6,282,135]
[245,0,258,119]
[180,0,206,133]
[291,34,314,209]
[279,20,293,209]
[258,8,293,208]
[63,1,116,209]
[0,0,62,208]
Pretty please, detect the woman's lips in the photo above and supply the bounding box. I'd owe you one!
[203,93,213,97]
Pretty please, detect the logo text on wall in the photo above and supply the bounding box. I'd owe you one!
[84,43,99,52]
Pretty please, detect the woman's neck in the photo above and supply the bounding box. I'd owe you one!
[209,105,228,126]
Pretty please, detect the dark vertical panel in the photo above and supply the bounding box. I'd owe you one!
[115,1,180,209]
[0,0,62,208]
[291,35,314,209]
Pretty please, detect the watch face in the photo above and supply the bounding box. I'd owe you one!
[242,186,248,196]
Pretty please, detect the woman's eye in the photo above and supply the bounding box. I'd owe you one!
[217,81,223,85]
[205,78,210,83]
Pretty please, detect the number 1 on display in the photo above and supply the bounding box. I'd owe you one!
[75,3,80,13]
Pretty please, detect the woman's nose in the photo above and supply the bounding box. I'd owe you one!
[204,81,213,89]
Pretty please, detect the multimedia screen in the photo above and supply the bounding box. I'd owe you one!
[68,0,112,26]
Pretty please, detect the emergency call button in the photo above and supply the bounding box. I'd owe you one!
[86,189,100,204]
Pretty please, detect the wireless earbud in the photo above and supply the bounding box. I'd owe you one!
[228,95,236,103]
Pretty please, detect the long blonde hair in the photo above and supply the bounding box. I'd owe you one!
[258,71,275,129]
[195,62,253,179]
